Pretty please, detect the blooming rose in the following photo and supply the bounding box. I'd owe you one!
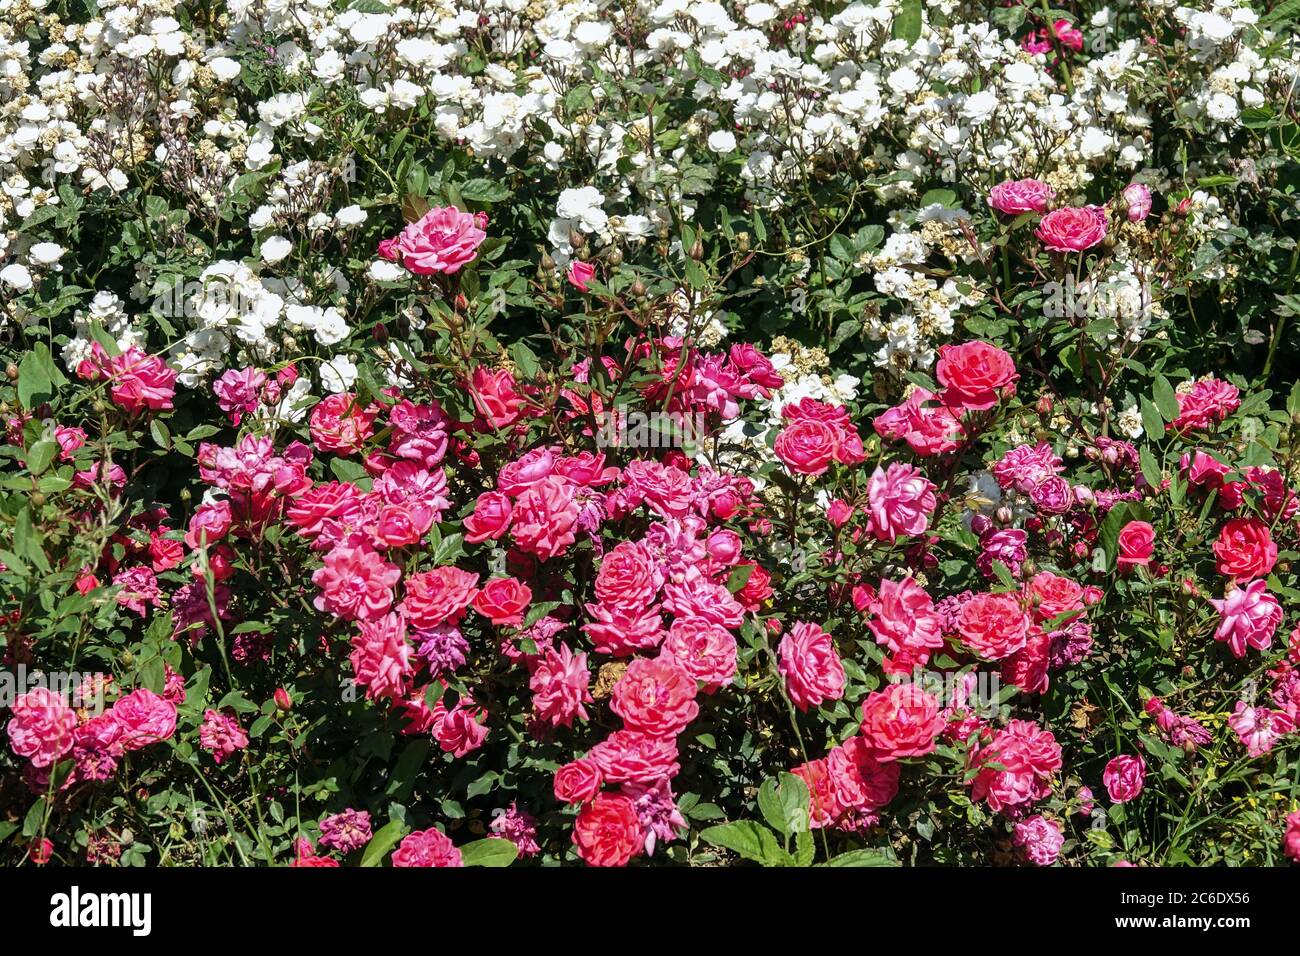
[588,730,680,782]
[511,475,580,560]
[859,683,944,761]
[471,576,532,626]
[595,541,660,611]
[987,178,1055,214]
[1116,520,1154,571]
[777,621,846,712]
[968,719,1062,813]
[391,827,464,867]
[1228,702,1293,757]
[935,341,1018,412]
[1210,579,1282,658]
[463,491,512,543]
[1170,377,1240,432]
[309,393,376,456]
[610,656,699,737]
[111,688,177,750]
[773,418,839,476]
[199,709,248,764]
[583,603,666,657]
[76,343,178,415]
[867,463,936,541]
[381,205,485,275]
[661,618,738,693]
[554,757,603,804]
[7,687,76,768]
[956,592,1031,661]
[470,366,526,429]
[867,577,944,674]
[1014,815,1064,866]
[312,544,401,621]
[529,644,593,728]
[1102,754,1146,803]
[1212,517,1277,581]
[349,612,413,701]
[1035,205,1107,252]
[402,566,480,629]
[572,793,642,867]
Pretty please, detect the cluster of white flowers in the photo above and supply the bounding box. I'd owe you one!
[0,0,1296,392]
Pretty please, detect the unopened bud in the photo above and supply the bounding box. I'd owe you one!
[274,687,293,712]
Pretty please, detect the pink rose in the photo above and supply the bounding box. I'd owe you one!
[610,656,699,737]
[867,462,936,541]
[401,566,480,629]
[1122,183,1153,222]
[511,475,580,560]
[392,827,463,867]
[777,621,846,712]
[859,683,944,761]
[661,619,738,693]
[76,343,178,415]
[956,592,1031,661]
[1210,579,1282,658]
[1035,205,1108,252]
[554,757,603,804]
[111,688,177,750]
[1102,753,1145,803]
[312,543,401,621]
[382,206,486,275]
[1116,520,1154,571]
[463,491,513,543]
[987,178,1055,215]
[471,576,532,626]
[774,418,839,476]
[7,687,76,769]
[470,366,526,430]
[567,260,595,291]
[530,644,593,728]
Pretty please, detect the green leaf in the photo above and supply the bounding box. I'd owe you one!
[1152,375,1180,422]
[25,439,58,476]
[757,772,809,837]
[823,848,900,867]
[892,0,923,43]
[1138,446,1163,489]
[459,837,518,867]
[700,821,788,866]
[360,819,410,867]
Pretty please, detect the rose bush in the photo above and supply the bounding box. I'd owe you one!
[1,0,1300,868]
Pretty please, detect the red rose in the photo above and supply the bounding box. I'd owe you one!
[1116,520,1154,571]
[572,793,643,867]
[1213,517,1277,582]
[935,341,1018,412]
[553,757,603,805]
[774,418,839,475]
[956,591,1031,660]
[859,683,944,761]
[471,576,532,626]
[609,656,699,737]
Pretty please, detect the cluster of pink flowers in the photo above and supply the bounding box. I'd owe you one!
[6,685,178,789]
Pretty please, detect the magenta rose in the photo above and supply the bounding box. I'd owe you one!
[1102,754,1146,803]
[987,178,1055,215]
